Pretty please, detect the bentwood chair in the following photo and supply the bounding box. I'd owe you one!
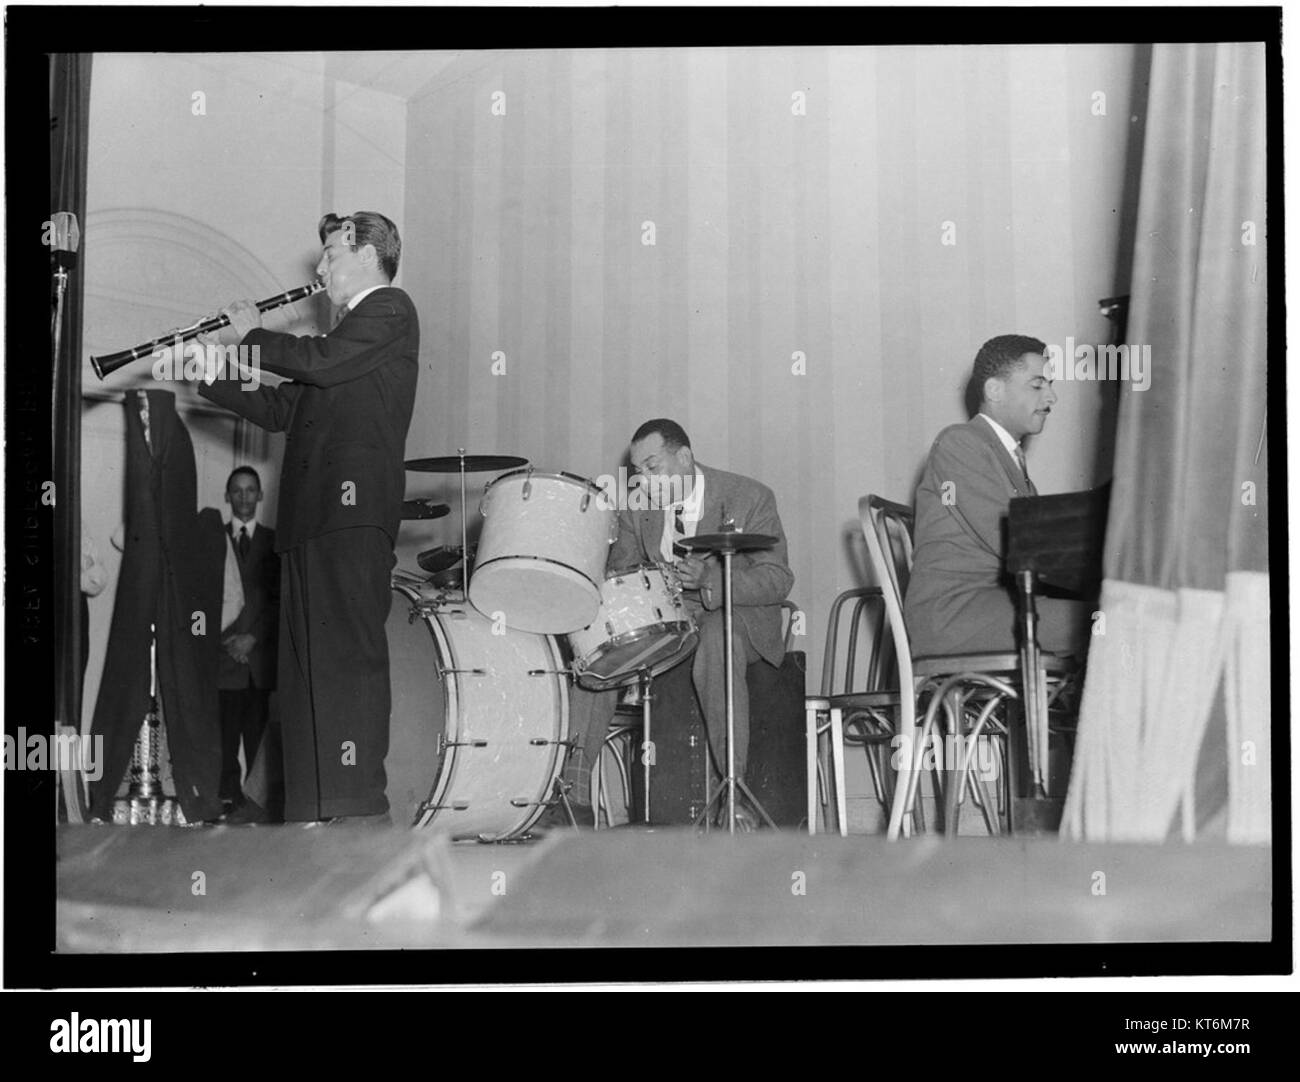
[804,588,901,835]
[861,496,1077,838]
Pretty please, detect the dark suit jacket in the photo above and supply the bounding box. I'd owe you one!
[608,462,794,667]
[198,287,419,553]
[904,415,1037,656]
[218,520,279,691]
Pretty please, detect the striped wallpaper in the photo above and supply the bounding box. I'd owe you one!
[398,45,1142,686]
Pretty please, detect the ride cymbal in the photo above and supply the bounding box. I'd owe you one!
[404,454,528,473]
[677,532,778,555]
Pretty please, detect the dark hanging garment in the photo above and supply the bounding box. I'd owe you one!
[89,391,224,823]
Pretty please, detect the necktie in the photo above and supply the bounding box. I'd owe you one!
[1014,447,1035,493]
[672,506,687,558]
[238,525,250,561]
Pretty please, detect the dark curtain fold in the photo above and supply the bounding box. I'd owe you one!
[89,392,225,824]
[51,53,92,751]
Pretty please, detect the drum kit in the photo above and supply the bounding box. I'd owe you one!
[390,449,775,840]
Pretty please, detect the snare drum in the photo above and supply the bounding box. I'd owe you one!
[385,583,570,839]
[470,469,615,634]
[568,564,699,689]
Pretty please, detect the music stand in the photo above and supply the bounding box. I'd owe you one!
[678,529,780,834]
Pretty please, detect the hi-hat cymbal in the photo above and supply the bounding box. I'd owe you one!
[678,532,778,555]
[405,454,528,473]
[400,499,452,520]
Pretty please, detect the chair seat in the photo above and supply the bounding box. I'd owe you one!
[912,652,1078,678]
[823,689,900,710]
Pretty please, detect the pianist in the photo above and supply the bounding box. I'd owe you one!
[905,335,1089,657]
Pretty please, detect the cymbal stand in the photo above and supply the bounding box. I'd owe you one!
[458,448,469,600]
[695,544,777,834]
[634,666,654,824]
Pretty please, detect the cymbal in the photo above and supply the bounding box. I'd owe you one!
[400,499,451,520]
[417,544,472,574]
[405,454,528,474]
[678,531,778,554]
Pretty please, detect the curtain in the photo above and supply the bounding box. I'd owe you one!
[51,54,92,763]
[1063,43,1269,843]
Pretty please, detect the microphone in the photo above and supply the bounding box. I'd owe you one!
[49,211,80,271]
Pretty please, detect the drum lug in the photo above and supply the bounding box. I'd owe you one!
[527,667,570,677]
[521,467,534,500]
[580,490,591,512]
[422,799,470,813]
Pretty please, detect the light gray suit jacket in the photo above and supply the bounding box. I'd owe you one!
[904,416,1036,656]
[608,462,794,667]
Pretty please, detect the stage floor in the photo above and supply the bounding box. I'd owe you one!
[55,822,1273,955]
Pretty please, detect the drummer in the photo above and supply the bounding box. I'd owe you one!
[564,419,795,824]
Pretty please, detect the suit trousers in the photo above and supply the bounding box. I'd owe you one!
[691,607,762,781]
[279,527,394,821]
[922,589,1090,658]
[217,685,269,801]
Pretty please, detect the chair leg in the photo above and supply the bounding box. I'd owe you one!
[942,691,965,836]
[591,745,605,830]
[805,705,820,836]
[829,707,847,837]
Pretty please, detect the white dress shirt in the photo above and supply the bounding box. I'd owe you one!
[221,517,256,633]
[979,412,1032,487]
[347,284,384,311]
[659,468,706,564]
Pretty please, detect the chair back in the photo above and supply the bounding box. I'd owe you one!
[818,588,887,697]
[860,495,920,839]
[867,495,915,606]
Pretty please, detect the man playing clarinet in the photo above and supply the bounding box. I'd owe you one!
[192,211,418,826]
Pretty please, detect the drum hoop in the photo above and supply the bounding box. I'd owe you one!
[606,562,677,584]
[483,468,604,495]
[473,554,603,597]
[574,623,699,676]
[393,584,464,828]
[575,628,700,690]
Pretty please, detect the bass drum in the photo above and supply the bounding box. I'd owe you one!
[385,584,570,840]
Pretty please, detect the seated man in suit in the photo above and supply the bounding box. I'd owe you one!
[564,419,795,823]
[215,466,279,816]
[905,334,1089,657]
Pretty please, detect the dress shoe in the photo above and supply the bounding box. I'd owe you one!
[301,811,394,829]
[225,798,276,826]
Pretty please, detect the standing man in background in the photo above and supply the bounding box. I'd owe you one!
[214,467,278,816]
[194,211,418,825]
